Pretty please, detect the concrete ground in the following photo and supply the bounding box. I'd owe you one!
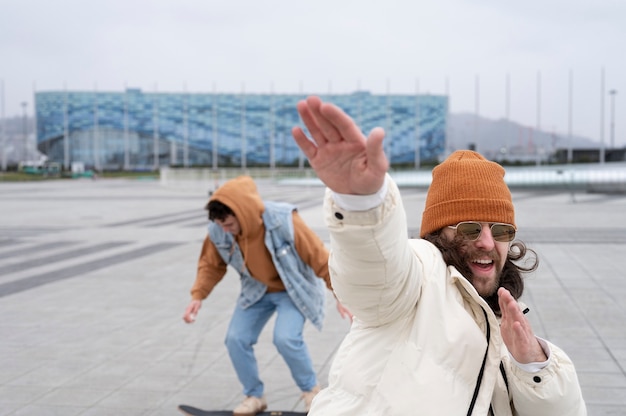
[0,177,625,415]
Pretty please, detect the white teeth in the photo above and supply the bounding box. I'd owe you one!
[472,259,492,264]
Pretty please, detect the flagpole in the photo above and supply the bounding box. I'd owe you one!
[93,82,100,172]
[567,70,573,164]
[212,82,218,171]
[153,83,159,171]
[385,78,391,160]
[63,83,69,171]
[474,74,479,150]
[599,67,605,164]
[0,78,5,171]
[298,80,304,169]
[414,77,420,168]
[183,83,189,168]
[241,82,246,170]
[123,83,130,170]
[505,72,511,160]
[269,82,275,170]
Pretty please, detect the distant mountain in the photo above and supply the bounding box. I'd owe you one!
[1,116,38,164]
[2,115,35,135]
[447,113,599,161]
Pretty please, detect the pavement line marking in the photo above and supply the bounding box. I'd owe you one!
[0,242,184,298]
[0,240,80,260]
[0,241,132,276]
[105,209,201,227]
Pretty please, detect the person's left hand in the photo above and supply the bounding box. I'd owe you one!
[498,287,547,363]
[336,299,353,322]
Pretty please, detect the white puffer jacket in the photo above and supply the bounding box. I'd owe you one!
[310,176,586,416]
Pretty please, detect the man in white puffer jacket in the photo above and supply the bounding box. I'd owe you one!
[291,96,586,415]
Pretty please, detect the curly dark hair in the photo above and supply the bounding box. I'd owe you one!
[422,231,538,316]
[206,200,234,221]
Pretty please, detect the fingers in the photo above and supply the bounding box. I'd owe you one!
[183,312,195,324]
[499,288,531,337]
[336,302,354,322]
[291,126,318,160]
[307,97,343,143]
[295,99,324,147]
[295,97,339,146]
[498,288,547,363]
[499,288,523,336]
[318,100,363,143]
[498,287,507,319]
[293,95,388,194]
[183,301,201,324]
[296,96,363,146]
[498,287,525,323]
[366,127,389,174]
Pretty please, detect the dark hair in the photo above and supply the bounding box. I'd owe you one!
[206,200,234,221]
[422,231,538,316]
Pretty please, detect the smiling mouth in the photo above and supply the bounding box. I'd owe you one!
[471,259,494,270]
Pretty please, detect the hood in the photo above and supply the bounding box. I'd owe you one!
[210,176,265,239]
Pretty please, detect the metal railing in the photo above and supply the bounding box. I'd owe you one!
[160,162,626,194]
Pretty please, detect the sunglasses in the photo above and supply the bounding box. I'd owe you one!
[447,221,516,242]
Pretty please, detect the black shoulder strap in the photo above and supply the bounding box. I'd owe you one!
[467,307,490,416]
[499,361,509,392]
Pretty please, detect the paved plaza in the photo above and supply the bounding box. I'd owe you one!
[0,176,625,415]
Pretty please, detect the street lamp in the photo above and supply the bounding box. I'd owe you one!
[21,101,28,163]
[609,89,617,149]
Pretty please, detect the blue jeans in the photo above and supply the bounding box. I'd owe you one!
[224,291,317,398]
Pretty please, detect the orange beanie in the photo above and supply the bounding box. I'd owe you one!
[420,150,515,237]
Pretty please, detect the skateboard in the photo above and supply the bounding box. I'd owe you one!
[178,404,307,416]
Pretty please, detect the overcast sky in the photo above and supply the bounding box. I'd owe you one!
[1,0,625,145]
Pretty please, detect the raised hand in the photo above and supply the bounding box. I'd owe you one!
[498,287,548,364]
[291,96,389,195]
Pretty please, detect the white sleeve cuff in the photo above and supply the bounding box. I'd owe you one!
[510,337,552,373]
[330,179,388,211]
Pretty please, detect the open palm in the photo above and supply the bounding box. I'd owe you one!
[291,96,388,195]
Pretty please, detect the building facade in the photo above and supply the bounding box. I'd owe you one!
[36,89,448,171]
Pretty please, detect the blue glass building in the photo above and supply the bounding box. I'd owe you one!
[35,89,448,170]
